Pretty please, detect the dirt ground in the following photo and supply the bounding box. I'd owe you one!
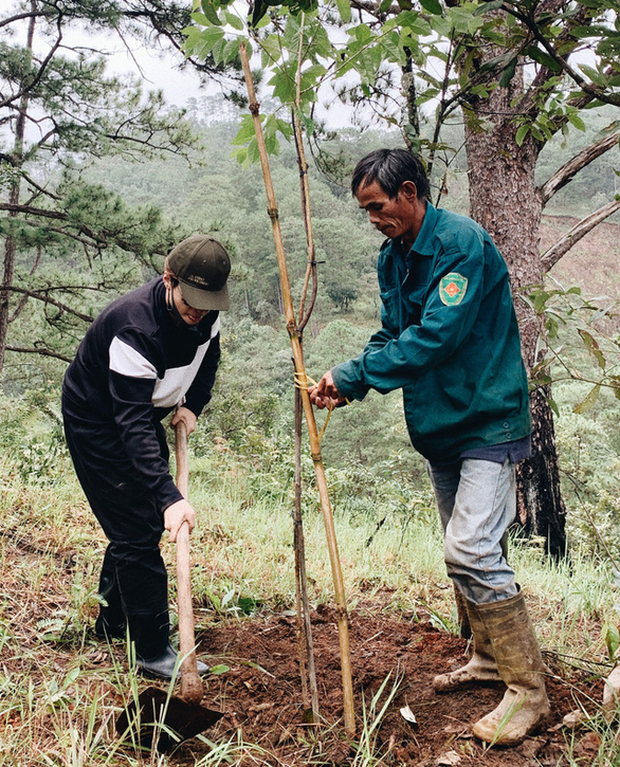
[138,598,605,767]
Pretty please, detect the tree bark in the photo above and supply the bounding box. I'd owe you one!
[0,4,35,379]
[463,70,567,558]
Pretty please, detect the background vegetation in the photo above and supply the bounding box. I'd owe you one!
[5,105,620,560]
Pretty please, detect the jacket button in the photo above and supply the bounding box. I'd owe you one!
[502,421,510,428]
[506,433,512,439]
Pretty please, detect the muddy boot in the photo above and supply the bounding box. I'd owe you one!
[434,597,501,693]
[128,611,210,681]
[471,591,549,746]
[95,572,126,641]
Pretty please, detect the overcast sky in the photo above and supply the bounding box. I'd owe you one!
[101,29,357,128]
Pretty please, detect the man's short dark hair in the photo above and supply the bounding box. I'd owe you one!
[351,148,430,201]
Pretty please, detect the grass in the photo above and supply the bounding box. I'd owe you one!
[1,439,620,765]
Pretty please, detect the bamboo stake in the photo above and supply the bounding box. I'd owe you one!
[239,40,355,736]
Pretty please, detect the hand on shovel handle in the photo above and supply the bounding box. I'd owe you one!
[164,499,195,542]
[175,421,204,706]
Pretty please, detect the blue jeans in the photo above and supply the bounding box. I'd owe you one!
[426,458,518,605]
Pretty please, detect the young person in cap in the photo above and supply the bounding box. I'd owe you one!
[62,234,231,680]
[309,149,549,746]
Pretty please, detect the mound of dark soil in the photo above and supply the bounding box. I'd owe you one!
[161,603,602,766]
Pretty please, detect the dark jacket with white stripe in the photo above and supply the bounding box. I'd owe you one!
[62,277,220,512]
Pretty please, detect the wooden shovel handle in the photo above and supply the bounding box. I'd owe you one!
[175,421,203,704]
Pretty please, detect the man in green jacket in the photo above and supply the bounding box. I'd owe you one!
[309,148,549,746]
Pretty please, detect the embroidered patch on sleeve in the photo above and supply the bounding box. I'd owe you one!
[439,273,468,306]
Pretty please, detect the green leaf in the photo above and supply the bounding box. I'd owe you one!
[261,34,282,65]
[193,25,226,59]
[573,384,601,414]
[231,145,248,165]
[231,114,262,145]
[270,68,296,104]
[336,0,351,23]
[275,118,294,139]
[546,395,560,418]
[394,11,431,36]
[209,664,231,674]
[530,125,544,142]
[224,10,244,30]
[566,112,586,132]
[446,6,484,34]
[247,136,260,163]
[223,38,240,64]
[499,56,517,88]
[419,0,442,15]
[211,35,227,65]
[264,132,280,155]
[297,111,315,137]
[578,329,606,369]
[524,44,562,72]
[515,124,530,146]
[350,23,373,43]
[546,316,558,339]
[579,63,609,87]
[603,623,620,664]
[201,0,222,26]
[473,0,503,15]
[477,51,514,76]
[189,13,211,28]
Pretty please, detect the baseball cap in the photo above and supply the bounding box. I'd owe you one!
[167,235,231,311]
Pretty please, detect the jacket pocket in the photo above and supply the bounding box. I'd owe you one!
[379,287,402,335]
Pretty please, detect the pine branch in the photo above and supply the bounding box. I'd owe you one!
[1,285,95,323]
[5,345,72,363]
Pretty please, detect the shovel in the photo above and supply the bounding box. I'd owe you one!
[116,420,223,751]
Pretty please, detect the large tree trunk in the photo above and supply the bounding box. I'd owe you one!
[463,78,567,558]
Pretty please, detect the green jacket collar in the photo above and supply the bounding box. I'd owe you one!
[408,201,437,257]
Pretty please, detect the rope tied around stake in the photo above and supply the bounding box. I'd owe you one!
[294,373,349,441]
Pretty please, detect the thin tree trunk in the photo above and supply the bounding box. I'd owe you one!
[0,222,17,378]
[0,4,36,379]
[293,385,320,720]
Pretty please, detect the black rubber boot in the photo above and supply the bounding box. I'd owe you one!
[128,611,210,681]
[95,572,126,641]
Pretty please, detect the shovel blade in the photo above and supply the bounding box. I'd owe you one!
[116,685,224,752]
